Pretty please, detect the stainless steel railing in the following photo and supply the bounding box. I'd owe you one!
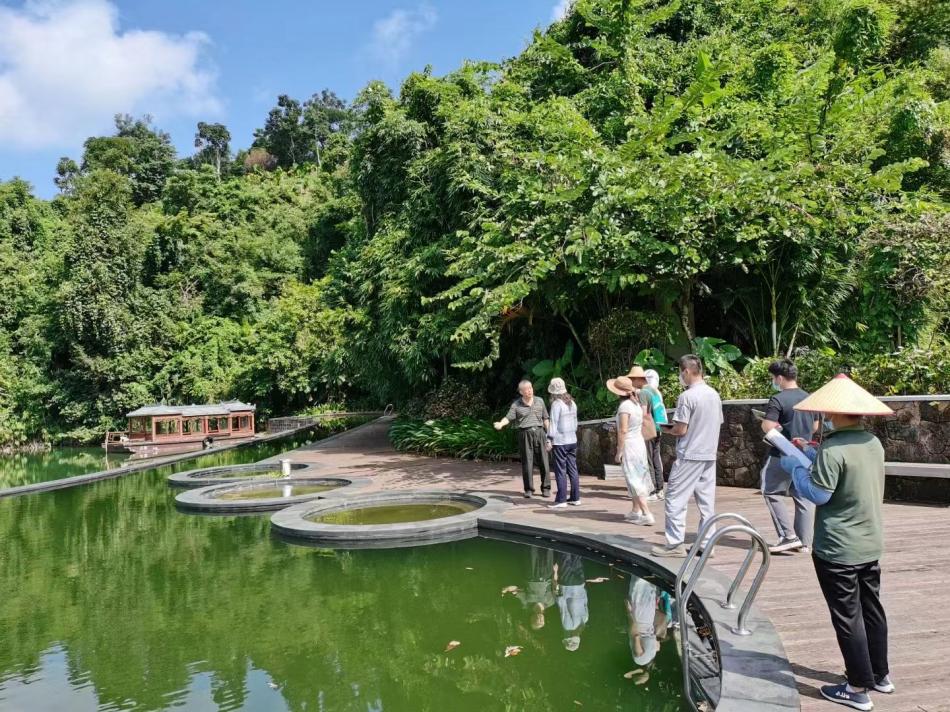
[674,513,771,710]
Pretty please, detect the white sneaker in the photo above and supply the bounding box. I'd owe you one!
[549,502,568,509]
[568,500,581,506]
[637,515,656,526]
[624,512,643,523]
[646,493,661,502]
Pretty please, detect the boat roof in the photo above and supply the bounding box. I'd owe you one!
[126,401,256,418]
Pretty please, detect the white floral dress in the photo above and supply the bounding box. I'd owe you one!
[617,399,651,497]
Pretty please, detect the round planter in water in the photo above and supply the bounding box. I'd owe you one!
[167,462,316,488]
[175,476,371,514]
[271,490,511,548]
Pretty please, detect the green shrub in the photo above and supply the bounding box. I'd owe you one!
[389,417,516,460]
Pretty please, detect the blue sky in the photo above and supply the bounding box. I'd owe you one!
[0,0,569,198]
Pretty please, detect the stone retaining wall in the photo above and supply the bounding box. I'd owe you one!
[577,395,950,503]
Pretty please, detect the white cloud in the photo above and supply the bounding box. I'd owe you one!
[0,0,220,150]
[368,4,437,67]
[551,0,573,22]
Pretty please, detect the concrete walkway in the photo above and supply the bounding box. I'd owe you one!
[288,418,950,712]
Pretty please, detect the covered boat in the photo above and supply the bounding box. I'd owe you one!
[103,401,256,456]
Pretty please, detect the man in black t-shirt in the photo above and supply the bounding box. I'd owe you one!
[760,359,819,553]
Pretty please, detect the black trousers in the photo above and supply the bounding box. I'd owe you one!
[517,427,550,493]
[552,443,579,503]
[812,555,889,689]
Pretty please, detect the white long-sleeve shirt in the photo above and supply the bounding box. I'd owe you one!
[547,399,578,446]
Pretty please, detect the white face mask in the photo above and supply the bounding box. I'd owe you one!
[823,416,835,431]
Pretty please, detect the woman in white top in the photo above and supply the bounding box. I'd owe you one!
[607,375,654,525]
[546,377,580,508]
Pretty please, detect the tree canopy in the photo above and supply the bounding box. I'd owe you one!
[0,0,947,445]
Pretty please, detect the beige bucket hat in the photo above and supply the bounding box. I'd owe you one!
[793,374,893,416]
[606,375,636,396]
[548,377,567,395]
[626,365,648,380]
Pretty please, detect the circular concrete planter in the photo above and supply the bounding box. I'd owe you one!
[167,462,315,488]
[271,490,510,548]
[174,476,372,514]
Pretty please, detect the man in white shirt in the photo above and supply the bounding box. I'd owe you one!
[652,354,724,558]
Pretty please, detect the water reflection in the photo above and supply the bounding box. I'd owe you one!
[515,546,555,630]
[0,447,130,488]
[0,454,689,711]
[555,553,588,652]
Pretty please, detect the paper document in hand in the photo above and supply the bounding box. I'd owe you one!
[764,429,813,470]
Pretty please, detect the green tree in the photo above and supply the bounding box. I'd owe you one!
[193,121,232,178]
[81,114,177,205]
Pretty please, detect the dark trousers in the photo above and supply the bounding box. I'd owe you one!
[517,427,550,493]
[647,437,664,491]
[552,443,580,503]
[813,556,889,689]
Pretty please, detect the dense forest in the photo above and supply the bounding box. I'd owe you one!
[1,0,948,446]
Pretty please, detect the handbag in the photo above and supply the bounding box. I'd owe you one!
[642,411,658,442]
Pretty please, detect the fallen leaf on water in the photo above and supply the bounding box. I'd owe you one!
[504,645,523,658]
[623,669,643,679]
[501,585,521,596]
[465,567,474,570]
[444,640,461,652]
[573,701,583,706]
[586,577,610,584]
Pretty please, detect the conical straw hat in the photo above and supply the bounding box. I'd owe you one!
[793,374,893,416]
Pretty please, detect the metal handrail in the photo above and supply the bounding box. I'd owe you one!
[673,514,771,710]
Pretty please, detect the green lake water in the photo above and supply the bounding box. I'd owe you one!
[0,438,689,712]
[0,448,131,489]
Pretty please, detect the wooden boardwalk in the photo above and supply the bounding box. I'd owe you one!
[287,419,950,712]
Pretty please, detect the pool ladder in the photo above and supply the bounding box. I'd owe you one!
[674,513,771,710]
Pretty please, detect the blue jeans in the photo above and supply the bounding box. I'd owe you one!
[552,443,579,503]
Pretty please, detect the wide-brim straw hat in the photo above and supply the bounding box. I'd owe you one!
[548,377,567,395]
[607,376,635,396]
[626,365,648,380]
[793,374,894,416]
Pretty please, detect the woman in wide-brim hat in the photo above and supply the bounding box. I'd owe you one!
[608,376,654,526]
[781,374,895,708]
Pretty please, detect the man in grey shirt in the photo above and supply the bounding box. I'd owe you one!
[652,355,724,558]
[494,380,551,497]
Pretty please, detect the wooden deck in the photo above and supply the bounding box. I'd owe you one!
[285,419,950,712]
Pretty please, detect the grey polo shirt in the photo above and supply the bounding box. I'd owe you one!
[672,382,723,461]
[506,397,549,429]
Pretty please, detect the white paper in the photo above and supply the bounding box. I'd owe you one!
[764,429,813,470]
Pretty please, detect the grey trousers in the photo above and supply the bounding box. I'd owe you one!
[664,458,716,547]
[761,456,815,547]
[647,437,664,491]
[517,427,551,493]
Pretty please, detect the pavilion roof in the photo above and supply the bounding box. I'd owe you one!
[126,401,256,418]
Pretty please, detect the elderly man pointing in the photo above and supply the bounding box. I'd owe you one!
[780,374,894,711]
[495,380,552,498]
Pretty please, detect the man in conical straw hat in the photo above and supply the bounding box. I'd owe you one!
[780,374,894,710]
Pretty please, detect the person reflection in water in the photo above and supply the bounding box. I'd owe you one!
[516,546,556,630]
[626,577,672,685]
[555,552,588,651]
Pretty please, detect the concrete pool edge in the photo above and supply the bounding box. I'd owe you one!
[174,476,374,513]
[270,490,512,544]
[167,461,317,488]
[476,515,799,712]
